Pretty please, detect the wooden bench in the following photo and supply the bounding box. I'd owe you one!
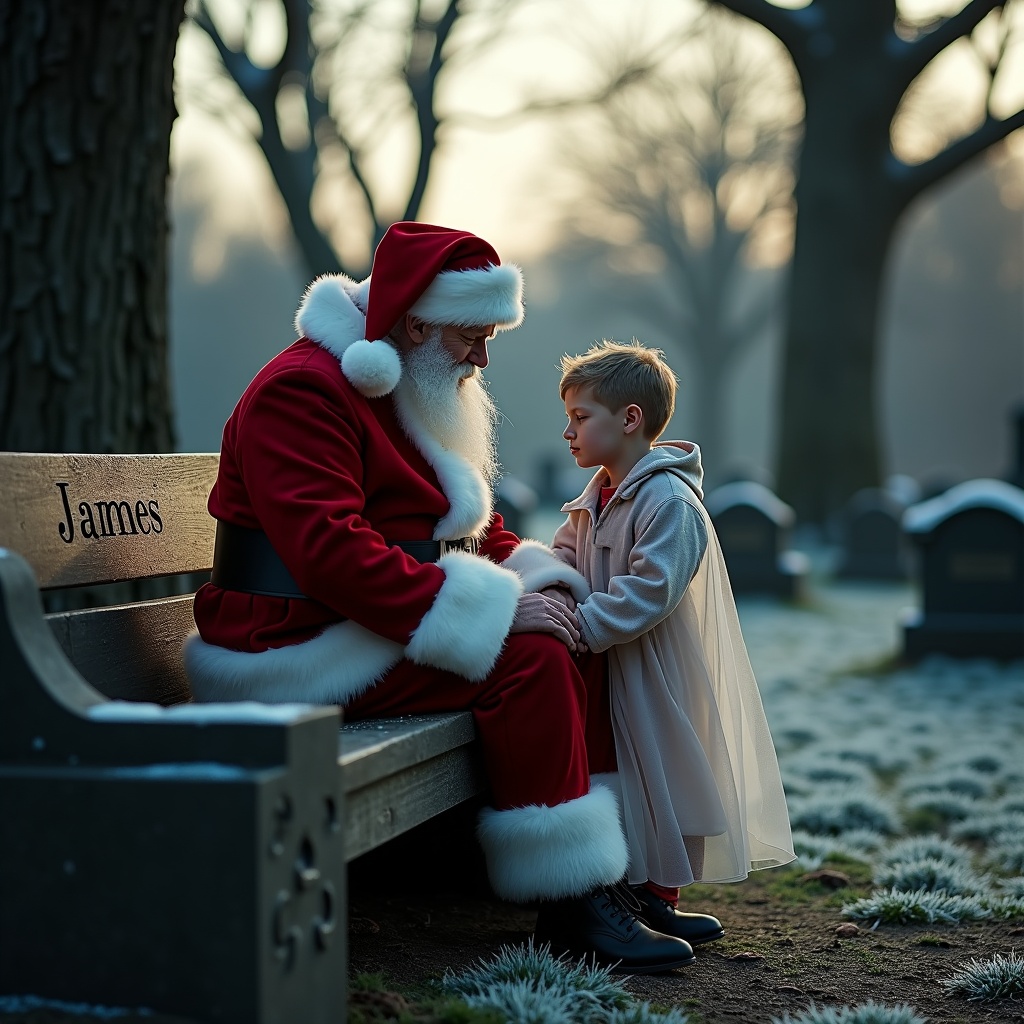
[0,453,485,1024]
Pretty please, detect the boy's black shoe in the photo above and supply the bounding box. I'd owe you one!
[629,884,725,945]
[533,883,696,974]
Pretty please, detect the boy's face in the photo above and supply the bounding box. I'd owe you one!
[562,386,633,472]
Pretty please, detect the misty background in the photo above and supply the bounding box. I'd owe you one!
[167,0,1024,507]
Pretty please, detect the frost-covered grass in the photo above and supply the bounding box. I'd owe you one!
[443,941,691,1024]
[788,788,901,836]
[949,810,1024,843]
[871,858,991,896]
[792,830,884,869]
[841,887,993,925]
[754,609,1024,934]
[941,950,1024,1001]
[877,836,975,870]
[771,1001,927,1024]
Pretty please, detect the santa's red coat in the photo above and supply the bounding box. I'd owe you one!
[187,331,588,707]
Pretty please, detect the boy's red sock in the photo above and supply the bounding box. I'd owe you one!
[643,881,680,906]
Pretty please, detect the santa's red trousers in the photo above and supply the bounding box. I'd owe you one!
[342,632,616,811]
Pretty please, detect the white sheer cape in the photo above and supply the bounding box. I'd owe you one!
[607,495,795,885]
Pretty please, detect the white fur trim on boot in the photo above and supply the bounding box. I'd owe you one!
[341,338,403,397]
[405,550,523,681]
[502,539,590,602]
[477,783,628,901]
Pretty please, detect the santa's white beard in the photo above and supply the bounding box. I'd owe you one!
[398,327,501,486]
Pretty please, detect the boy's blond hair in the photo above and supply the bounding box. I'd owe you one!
[559,339,677,440]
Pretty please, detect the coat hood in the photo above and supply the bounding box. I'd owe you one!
[561,441,704,515]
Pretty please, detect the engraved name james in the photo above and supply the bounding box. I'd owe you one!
[56,481,163,544]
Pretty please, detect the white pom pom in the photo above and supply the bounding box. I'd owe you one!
[341,339,402,397]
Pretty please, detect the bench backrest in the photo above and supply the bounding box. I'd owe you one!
[0,453,220,704]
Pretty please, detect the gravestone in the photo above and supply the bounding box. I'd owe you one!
[705,481,809,599]
[1007,403,1024,490]
[837,488,908,580]
[901,479,1024,660]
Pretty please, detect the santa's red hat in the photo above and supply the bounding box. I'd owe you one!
[295,222,524,398]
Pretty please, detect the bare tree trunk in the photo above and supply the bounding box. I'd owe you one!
[0,0,184,453]
[777,85,899,522]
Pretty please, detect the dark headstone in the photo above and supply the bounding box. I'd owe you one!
[837,488,908,580]
[705,481,809,599]
[901,479,1024,660]
[1008,402,1024,490]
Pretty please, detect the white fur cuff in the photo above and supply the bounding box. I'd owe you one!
[184,620,404,705]
[502,539,590,602]
[405,551,522,682]
[477,783,628,901]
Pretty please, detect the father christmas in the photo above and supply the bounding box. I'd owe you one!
[184,221,703,972]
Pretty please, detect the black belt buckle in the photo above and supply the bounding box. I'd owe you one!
[439,537,479,557]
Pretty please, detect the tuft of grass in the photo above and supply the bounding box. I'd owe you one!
[789,788,901,836]
[997,876,1024,898]
[841,887,993,926]
[877,836,975,870]
[983,895,1024,920]
[444,940,632,1024]
[872,857,991,896]
[984,835,1024,874]
[941,950,1024,1001]
[950,810,1024,843]
[772,1000,927,1024]
[902,790,977,825]
[899,770,991,801]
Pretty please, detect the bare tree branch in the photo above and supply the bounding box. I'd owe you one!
[894,0,1004,82]
[889,109,1024,212]
[403,0,460,221]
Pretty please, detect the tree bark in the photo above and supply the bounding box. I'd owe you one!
[777,55,902,522]
[0,0,184,453]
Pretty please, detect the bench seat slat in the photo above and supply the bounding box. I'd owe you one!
[343,745,485,861]
[46,595,196,706]
[338,712,478,791]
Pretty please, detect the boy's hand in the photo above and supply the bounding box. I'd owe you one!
[510,592,583,652]
[539,585,577,612]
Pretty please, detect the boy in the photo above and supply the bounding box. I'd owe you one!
[543,339,795,949]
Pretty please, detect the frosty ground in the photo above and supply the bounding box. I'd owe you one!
[347,570,1024,1024]
[4,567,1023,1024]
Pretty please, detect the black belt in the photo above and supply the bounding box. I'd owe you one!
[211,520,479,599]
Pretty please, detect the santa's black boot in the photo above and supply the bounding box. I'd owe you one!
[629,884,725,945]
[534,884,696,974]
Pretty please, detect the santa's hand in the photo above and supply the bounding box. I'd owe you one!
[540,584,577,613]
[509,592,583,651]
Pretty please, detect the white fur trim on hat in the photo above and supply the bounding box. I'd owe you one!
[295,274,367,352]
[477,782,628,901]
[405,550,523,681]
[183,620,404,706]
[502,539,590,602]
[411,263,524,329]
[295,274,404,397]
[340,338,403,398]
